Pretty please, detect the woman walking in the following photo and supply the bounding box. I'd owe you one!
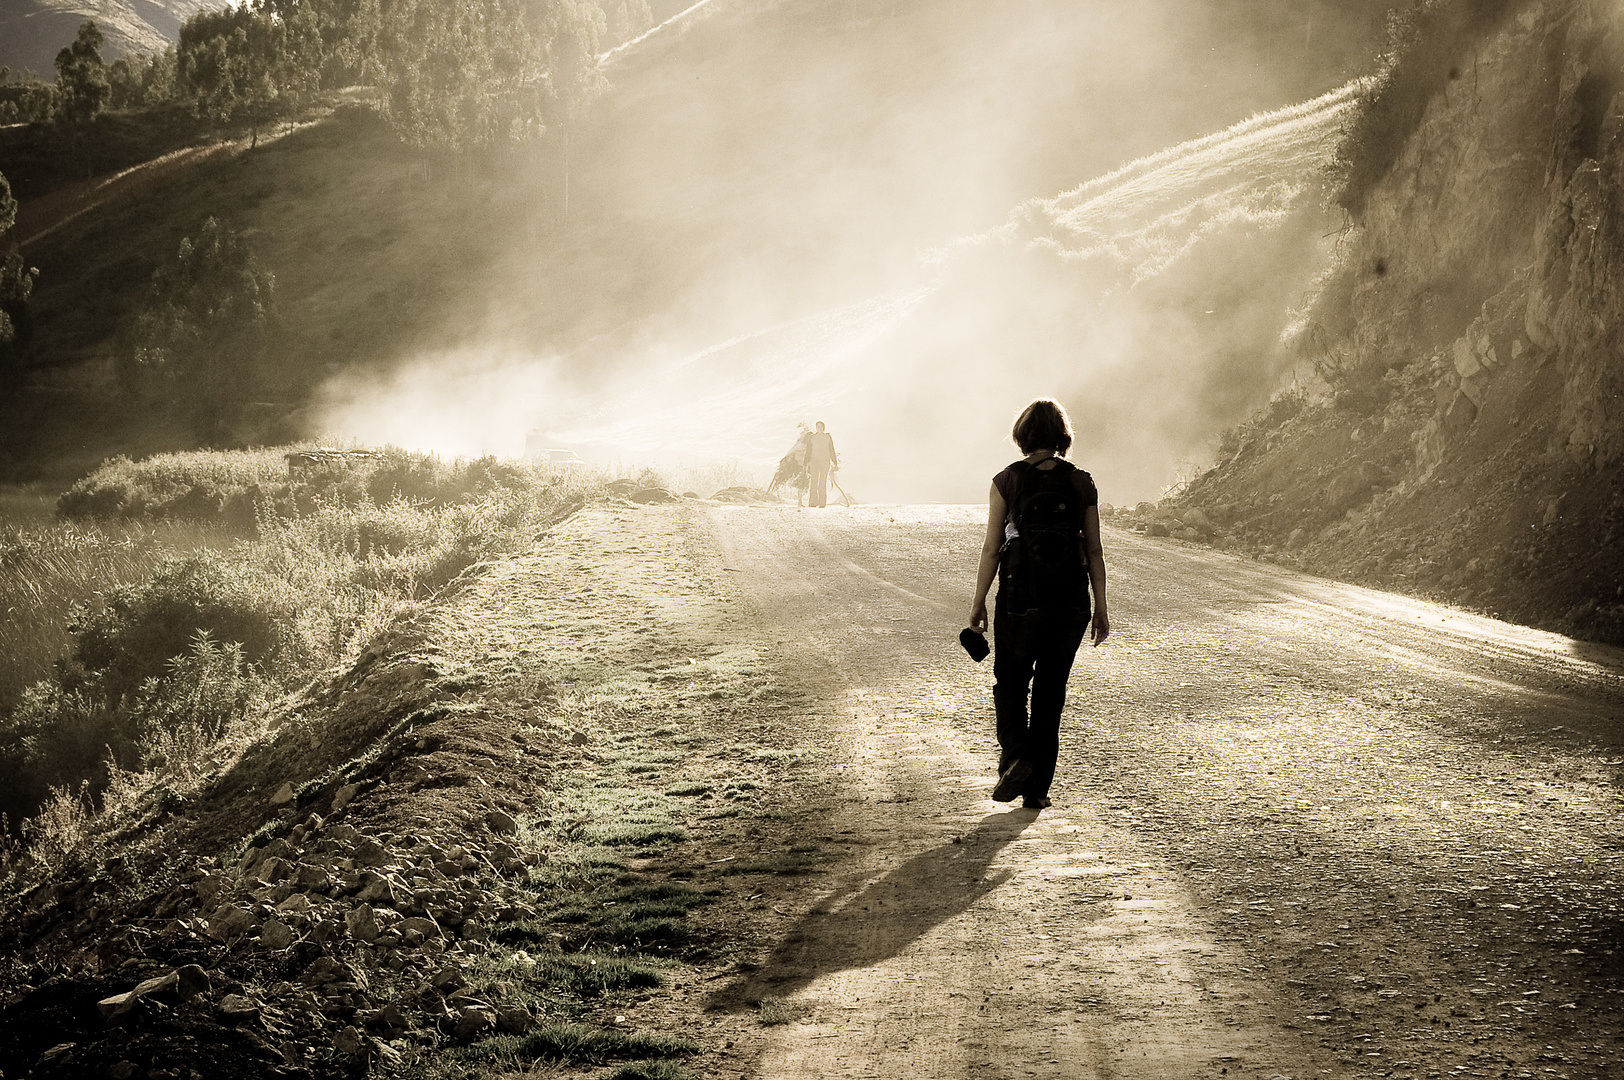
[967,399,1109,810]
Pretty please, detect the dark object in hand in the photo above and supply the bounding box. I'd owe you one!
[959,627,989,662]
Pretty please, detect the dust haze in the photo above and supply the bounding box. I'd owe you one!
[315,0,1394,505]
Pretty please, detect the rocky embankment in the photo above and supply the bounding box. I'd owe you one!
[1144,0,1624,645]
[0,620,575,1078]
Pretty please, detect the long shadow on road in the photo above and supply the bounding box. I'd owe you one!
[707,808,1036,1010]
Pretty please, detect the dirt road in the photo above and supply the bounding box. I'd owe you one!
[693,503,1624,1080]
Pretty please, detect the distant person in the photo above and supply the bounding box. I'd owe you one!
[806,421,837,508]
[967,399,1109,810]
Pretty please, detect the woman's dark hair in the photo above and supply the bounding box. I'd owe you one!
[1012,399,1073,455]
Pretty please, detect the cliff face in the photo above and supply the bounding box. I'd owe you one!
[1168,0,1624,643]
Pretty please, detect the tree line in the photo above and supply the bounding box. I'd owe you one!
[2,0,640,152]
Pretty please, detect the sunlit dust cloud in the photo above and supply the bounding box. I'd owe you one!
[313,348,578,459]
[541,289,930,463]
[312,292,927,472]
[314,69,1367,504]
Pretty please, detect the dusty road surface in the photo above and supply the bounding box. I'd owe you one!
[690,502,1624,1080]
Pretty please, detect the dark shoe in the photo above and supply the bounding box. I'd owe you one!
[1022,796,1051,810]
[992,759,1032,802]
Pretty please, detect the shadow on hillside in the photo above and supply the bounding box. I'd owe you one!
[705,808,1034,1010]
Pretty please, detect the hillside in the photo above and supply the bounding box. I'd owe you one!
[0,0,695,79]
[1159,0,1624,645]
[0,0,213,76]
[1,0,1401,494]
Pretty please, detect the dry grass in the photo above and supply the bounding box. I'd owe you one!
[0,517,224,709]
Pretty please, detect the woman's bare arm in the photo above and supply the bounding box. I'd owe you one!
[1083,504,1109,645]
[968,482,1005,632]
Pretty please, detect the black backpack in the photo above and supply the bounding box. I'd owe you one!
[998,459,1090,613]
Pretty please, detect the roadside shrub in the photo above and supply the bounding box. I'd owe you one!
[4,444,607,838]
[58,447,295,522]
[0,684,127,827]
[70,549,311,700]
[366,446,445,504]
[0,633,264,830]
[131,633,268,776]
[0,519,206,710]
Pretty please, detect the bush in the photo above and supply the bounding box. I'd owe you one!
[0,683,126,827]
[58,448,294,522]
[69,549,310,700]
[59,445,590,526]
[0,633,265,829]
[0,519,202,710]
[132,633,268,774]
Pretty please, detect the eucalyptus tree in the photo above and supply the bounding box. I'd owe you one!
[54,20,110,125]
[377,0,603,174]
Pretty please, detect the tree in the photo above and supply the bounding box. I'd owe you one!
[54,20,110,125]
[548,0,605,220]
[0,69,60,125]
[376,0,603,158]
[0,167,14,237]
[123,218,275,438]
[107,49,178,109]
[179,4,318,146]
[0,170,38,391]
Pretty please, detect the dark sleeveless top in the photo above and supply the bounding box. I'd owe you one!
[993,458,1098,520]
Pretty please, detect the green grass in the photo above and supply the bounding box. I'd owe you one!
[531,881,712,953]
[607,1062,697,1080]
[458,1024,699,1068]
[485,943,668,999]
[714,852,824,877]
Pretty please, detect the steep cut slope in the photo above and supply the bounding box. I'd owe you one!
[1166,0,1624,644]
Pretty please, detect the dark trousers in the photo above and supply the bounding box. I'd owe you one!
[992,605,1089,800]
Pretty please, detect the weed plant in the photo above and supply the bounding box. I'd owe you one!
[457,1024,698,1069]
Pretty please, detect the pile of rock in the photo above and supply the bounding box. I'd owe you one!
[79,809,548,1072]
[1124,504,1219,544]
[710,486,774,504]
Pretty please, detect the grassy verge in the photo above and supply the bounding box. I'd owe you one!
[0,445,604,843]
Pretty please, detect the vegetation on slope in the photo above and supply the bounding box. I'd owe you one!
[1332,0,1526,217]
[0,446,602,834]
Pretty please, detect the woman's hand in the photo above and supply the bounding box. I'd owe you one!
[1090,607,1110,646]
[968,600,988,634]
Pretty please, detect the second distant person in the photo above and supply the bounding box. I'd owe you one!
[807,421,838,508]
